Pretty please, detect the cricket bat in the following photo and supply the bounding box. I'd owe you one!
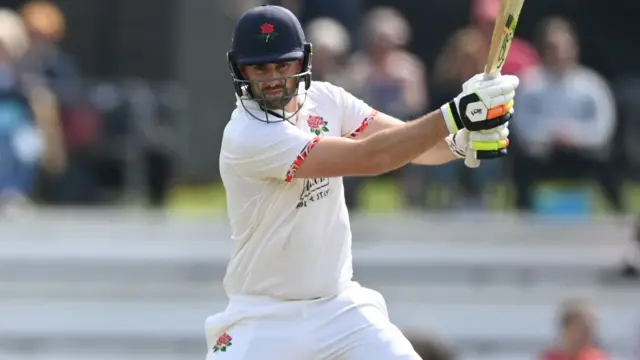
[465,0,525,168]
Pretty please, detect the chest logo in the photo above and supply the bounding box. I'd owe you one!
[296,178,330,209]
[307,115,329,136]
[212,332,232,353]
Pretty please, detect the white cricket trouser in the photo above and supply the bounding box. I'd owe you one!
[204,283,421,360]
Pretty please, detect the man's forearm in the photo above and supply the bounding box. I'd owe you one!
[412,138,458,165]
[360,110,450,173]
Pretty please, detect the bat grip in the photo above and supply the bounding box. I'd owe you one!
[464,71,500,168]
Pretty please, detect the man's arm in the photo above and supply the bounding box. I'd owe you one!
[230,74,517,182]
[294,109,450,179]
[352,112,457,165]
[293,73,518,180]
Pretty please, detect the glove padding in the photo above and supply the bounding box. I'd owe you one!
[441,73,519,133]
[446,123,510,160]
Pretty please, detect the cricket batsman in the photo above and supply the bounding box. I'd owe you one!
[205,4,518,360]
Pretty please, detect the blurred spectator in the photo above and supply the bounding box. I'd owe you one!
[130,82,180,208]
[304,17,351,85]
[0,8,65,209]
[419,28,502,209]
[538,298,609,360]
[433,29,487,92]
[18,1,103,205]
[346,7,427,119]
[18,1,82,105]
[342,7,428,209]
[275,0,363,50]
[81,81,180,208]
[471,0,539,76]
[510,17,622,212]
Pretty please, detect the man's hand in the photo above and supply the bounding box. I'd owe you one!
[441,73,519,133]
[446,124,510,160]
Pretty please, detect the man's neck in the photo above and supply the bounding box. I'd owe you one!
[285,96,299,113]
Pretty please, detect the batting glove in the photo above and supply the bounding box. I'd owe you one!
[441,73,519,133]
[446,124,510,160]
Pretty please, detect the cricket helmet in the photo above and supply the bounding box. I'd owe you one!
[227,5,313,123]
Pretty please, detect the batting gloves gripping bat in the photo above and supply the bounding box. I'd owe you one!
[440,73,519,159]
[441,73,518,133]
[445,125,510,160]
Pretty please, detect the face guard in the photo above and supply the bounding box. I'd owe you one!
[227,43,313,123]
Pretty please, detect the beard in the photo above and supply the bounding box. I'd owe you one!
[257,83,297,110]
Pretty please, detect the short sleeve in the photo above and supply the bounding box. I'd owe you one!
[334,85,378,138]
[221,120,319,182]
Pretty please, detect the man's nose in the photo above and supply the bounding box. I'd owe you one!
[263,73,285,88]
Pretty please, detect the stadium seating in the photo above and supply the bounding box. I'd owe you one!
[1,210,638,360]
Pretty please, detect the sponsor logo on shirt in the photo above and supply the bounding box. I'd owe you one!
[296,177,330,208]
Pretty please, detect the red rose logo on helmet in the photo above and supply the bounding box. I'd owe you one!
[212,332,232,353]
[307,115,329,136]
[260,23,274,34]
[258,23,278,42]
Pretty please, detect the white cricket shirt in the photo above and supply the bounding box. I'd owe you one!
[219,81,377,300]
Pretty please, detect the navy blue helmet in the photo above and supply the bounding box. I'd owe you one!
[227,5,313,123]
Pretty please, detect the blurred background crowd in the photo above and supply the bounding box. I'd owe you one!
[0,0,638,216]
[1,1,640,360]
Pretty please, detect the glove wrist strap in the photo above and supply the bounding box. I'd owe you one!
[440,101,464,134]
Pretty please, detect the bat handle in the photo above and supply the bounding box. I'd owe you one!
[464,154,481,168]
[464,71,500,168]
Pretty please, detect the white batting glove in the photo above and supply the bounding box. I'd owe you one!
[441,73,519,134]
[446,123,510,159]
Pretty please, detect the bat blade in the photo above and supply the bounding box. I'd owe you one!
[485,0,526,75]
[465,0,525,168]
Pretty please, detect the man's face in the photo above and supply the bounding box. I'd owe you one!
[543,30,578,70]
[242,60,301,109]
